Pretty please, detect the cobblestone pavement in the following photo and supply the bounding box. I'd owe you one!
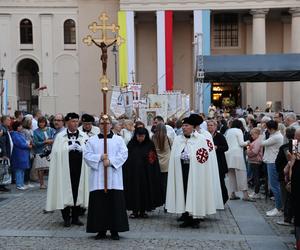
[0,185,295,250]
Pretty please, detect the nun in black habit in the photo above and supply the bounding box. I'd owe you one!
[123,127,163,218]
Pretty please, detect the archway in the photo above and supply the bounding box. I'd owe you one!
[17,59,39,112]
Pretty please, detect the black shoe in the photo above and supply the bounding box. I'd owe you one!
[179,221,191,228]
[64,219,71,227]
[191,220,200,229]
[0,187,10,192]
[78,208,86,216]
[110,232,120,240]
[71,219,84,226]
[95,231,107,240]
[177,212,188,222]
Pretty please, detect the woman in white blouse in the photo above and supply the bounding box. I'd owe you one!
[225,119,254,201]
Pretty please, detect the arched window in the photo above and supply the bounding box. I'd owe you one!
[64,19,76,44]
[20,19,33,44]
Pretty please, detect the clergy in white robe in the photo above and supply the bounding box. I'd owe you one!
[45,112,89,227]
[166,116,221,229]
[83,117,129,240]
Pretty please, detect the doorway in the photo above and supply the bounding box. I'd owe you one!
[212,82,241,108]
[17,59,39,112]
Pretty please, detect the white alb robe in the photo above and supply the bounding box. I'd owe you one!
[83,133,128,191]
[166,131,222,217]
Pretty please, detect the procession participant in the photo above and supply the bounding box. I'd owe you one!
[190,114,224,209]
[45,113,89,227]
[151,116,176,141]
[123,127,163,219]
[166,116,220,229]
[53,113,65,138]
[79,114,100,137]
[207,119,229,204]
[84,116,129,240]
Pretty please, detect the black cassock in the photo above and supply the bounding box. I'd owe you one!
[61,130,83,222]
[123,139,163,212]
[86,132,129,233]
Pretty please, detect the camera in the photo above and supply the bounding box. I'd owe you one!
[289,139,298,154]
[40,146,51,158]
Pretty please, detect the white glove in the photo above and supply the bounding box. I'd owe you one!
[74,143,82,152]
[68,143,77,151]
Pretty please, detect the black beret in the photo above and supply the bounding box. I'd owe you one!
[65,112,79,121]
[182,117,194,126]
[81,114,95,123]
[189,114,203,127]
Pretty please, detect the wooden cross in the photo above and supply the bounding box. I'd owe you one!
[83,12,125,193]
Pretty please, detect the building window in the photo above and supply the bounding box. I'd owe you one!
[20,19,33,44]
[64,19,76,44]
[213,13,238,47]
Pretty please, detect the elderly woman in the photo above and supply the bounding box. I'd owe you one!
[33,116,54,189]
[225,119,254,201]
[21,117,35,188]
[10,121,32,190]
[207,119,229,204]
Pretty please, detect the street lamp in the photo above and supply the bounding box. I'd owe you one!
[0,68,5,115]
[111,44,118,86]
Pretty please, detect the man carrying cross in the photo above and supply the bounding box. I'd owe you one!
[83,115,129,240]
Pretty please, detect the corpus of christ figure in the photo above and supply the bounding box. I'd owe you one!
[92,39,117,76]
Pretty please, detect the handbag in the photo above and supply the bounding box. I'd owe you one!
[0,159,11,185]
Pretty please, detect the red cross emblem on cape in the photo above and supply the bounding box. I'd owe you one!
[196,148,209,164]
[206,139,214,152]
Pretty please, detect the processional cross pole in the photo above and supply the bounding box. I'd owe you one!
[83,12,125,193]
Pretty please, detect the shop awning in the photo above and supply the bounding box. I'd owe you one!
[200,53,300,82]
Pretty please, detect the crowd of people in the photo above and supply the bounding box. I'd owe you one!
[0,108,299,249]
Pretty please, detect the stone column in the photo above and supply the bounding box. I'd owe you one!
[40,14,55,114]
[242,15,252,107]
[289,8,300,113]
[282,14,291,111]
[250,9,269,111]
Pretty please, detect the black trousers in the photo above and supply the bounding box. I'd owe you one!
[250,163,262,194]
[61,206,80,221]
[219,172,229,204]
[280,181,294,223]
[161,172,168,204]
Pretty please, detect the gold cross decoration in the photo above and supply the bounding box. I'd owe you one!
[83,12,125,47]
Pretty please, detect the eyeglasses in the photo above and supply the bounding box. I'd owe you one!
[54,119,63,122]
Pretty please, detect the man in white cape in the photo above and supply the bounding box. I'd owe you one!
[46,112,89,227]
[166,116,222,228]
[190,113,224,210]
[84,116,129,240]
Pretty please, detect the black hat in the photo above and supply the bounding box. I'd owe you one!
[81,114,95,123]
[182,117,194,126]
[189,114,203,127]
[65,112,79,121]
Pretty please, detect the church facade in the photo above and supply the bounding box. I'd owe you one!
[0,0,299,115]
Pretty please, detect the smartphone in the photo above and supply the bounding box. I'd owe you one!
[289,139,298,153]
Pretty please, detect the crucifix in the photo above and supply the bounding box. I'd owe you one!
[83,12,125,193]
